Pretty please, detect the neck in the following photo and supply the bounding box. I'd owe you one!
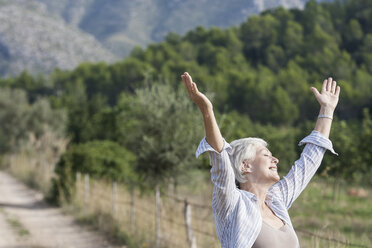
[240,181,272,210]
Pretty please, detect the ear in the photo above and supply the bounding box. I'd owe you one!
[241,160,253,174]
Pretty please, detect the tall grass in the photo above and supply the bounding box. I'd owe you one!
[1,130,68,195]
[70,174,371,248]
[2,130,371,248]
[72,176,219,248]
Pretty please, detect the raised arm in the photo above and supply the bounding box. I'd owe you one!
[311,77,340,137]
[182,72,239,224]
[270,77,340,209]
[181,72,224,152]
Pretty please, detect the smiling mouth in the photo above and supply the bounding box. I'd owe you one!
[269,166,277,171]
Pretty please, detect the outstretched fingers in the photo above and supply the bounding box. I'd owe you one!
[335,85,341,97]
[321,77,339,95]
[326,77,332,92]
[185,73,195,93]
[191,82,199,94]
[182,72,193,97]
[311,87,320,98]
[331,80,337,94]
[322,79,327,93]
[182,72,200,98]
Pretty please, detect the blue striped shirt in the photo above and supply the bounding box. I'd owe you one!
[196,131,337,248]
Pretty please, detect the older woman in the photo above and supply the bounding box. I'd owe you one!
[181,72,340,248]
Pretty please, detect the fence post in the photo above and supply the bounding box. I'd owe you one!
[76,172,81,198]
[130,185,135,232]
[84,174,90,211]
[184,200,197,248]
[112,181,117,217]
[155,185,161,248]
[76,172,81,185]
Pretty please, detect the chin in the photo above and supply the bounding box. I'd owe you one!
[272,175,280,183]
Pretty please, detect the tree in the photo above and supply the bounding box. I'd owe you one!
[343,19,363,53]
[0,88,29,152]
[116,82,204,189]
[240,14,279,63]
[282,20,304,58]
[360,34,372,74]
[51,140,136,204]
[359,108,372,185]
[0,88,66,153]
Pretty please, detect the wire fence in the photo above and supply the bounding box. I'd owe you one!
[75,172,372,248]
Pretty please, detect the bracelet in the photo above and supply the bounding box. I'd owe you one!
[318,114,333,120]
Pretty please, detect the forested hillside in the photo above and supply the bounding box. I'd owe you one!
[0,0,329,77]
[36,0,317,56]
[0,0,372,202]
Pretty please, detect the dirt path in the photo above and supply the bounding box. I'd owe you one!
[0,171,121,248]
[0,207,31,248]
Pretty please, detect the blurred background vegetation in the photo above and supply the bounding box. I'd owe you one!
[0,0,371,246]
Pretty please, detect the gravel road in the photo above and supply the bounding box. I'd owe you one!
[0,171,121,248]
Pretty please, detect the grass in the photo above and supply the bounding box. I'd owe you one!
[8,218,30,236]
[2,150,371,248]
[0,207,30,237]
[290,178,372,248]
[71,174,372,248]
[1,152,55,197]
[63,205,143,248]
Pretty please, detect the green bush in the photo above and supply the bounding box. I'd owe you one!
[49,140,137,204]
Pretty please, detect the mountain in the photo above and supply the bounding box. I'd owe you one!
[0,0,328,77]
[0,0,116,77]
[37,0,316,57]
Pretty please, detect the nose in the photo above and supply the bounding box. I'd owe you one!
[272,156,279,164]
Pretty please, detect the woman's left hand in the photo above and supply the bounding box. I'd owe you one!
[311,77,340,110]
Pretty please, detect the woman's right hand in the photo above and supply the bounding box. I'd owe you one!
[181,72,212,114]
[182,72,223,151]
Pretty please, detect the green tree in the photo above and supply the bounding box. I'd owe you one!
[240,14,279,63]
[51,140,136,203]
[360,34,372,74]
[0,88,29,152]
[359,108,372,185]
[116,82,203,189]
[343,19,363,53]
[271,87,299,125]
[0,88,66,153]
[282,20,304,58]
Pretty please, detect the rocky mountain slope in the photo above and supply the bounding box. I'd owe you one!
[0,0,326,77]
[38,0,314,56]
[0,0,116,77]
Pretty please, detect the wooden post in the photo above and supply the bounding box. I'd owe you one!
[112,181,117,217]
[43,159,49,181]
[76,172,81,198]
[184,200,197,248]
[155,185,161,248]
[76,172,81,184]
[130,185,135,232]
[84,174,90,211]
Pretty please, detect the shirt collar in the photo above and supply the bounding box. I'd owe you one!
[240,190,276,204]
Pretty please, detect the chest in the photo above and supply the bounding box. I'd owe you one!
[261,204,285,229]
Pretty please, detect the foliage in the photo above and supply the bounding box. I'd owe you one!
[0,0,372,186]
[0,87,66,153]
[116,82,204,189]
[50,140,136,203]
[0,88,29,152]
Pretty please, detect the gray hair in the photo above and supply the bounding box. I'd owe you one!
[230,138,267,184]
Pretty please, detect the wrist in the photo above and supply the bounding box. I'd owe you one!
[319,106,334,116]
[199,104,213,115]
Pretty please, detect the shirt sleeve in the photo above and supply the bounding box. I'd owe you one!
[270,130,337,209]
[196,137,240,221]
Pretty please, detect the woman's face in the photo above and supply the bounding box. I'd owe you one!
[250,145,280,184]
